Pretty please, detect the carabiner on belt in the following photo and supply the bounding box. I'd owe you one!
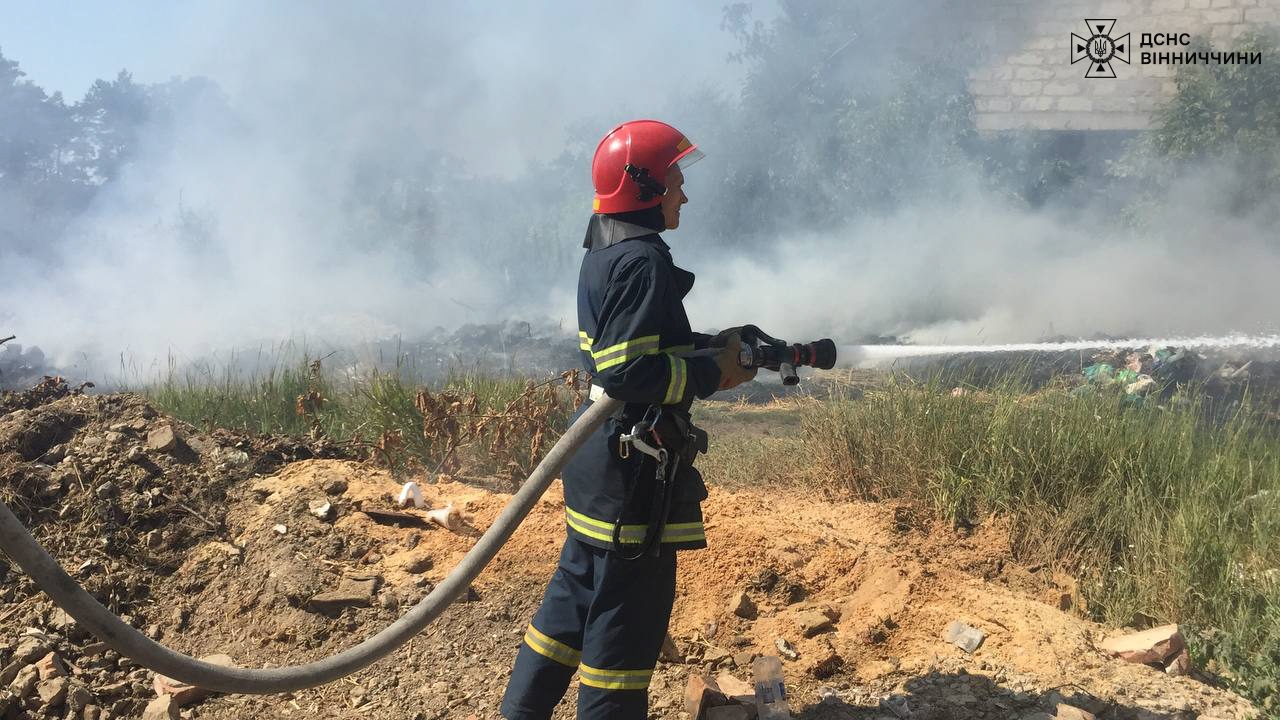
[618,404,667,468]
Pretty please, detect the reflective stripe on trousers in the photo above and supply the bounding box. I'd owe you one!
[501,537,677,720]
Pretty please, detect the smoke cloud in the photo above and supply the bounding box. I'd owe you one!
[687,175,1280,346]
[3,0,1278,384]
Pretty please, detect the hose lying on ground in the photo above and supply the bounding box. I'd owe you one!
[0,395,622,694]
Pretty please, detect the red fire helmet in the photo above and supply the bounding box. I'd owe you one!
[591,119,704,214]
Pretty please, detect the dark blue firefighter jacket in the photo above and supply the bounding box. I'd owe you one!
[561,212,722,551]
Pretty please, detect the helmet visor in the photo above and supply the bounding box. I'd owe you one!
[674,148,705,172]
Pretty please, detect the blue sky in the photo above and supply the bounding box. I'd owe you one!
[1,1,763,103]
[1,1,770,174]
[1,1,221,97]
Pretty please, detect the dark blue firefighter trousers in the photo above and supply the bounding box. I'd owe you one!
[500,537,678,719]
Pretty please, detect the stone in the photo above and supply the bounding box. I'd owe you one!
[1164,647,1190,676]
[152,654,235,707]
[684,673,727,719]
[96,680,131,696]
[8,664,39,699]
[207,541,242,557]
[659,634,684,664]
[402,554,433,574]
[945,621,987,653]
[145,425,179,453]
[714,672,754,703]
[36,676,69,706]
[732,650,756,670]
[308,499,335,521]
[321,477,349,495]
[729,592,757,620]
[66,683,93,711]
[1099,624,1184,665]
[774,638,798,661]
[48,608,77,634]
[706,706,751,720]
[1056,704,1097,720]
[141,695,180,720]
[0,660,25,686]
[307,577,380,613]
[82,704,103,720]
[797,609,834,637]
[35,652,66,680]
[14,635,50,663]
[703,646,733,666]
[212,448,249,467]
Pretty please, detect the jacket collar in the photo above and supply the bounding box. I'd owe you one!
[583,209,666,250]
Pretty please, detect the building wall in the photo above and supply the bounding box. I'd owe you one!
[969,0,1280,131]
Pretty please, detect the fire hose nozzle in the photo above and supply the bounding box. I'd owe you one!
[736,326,837,386]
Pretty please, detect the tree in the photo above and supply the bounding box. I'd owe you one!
[1148,30,1280,217]
[73,70,150,183]
[0,47,76,184]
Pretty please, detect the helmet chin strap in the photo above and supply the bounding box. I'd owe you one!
[623,163,667,202]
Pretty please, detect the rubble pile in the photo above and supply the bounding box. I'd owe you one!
[903,343,1280,410]
[0,379,350,719]
[1074,345,1196,398]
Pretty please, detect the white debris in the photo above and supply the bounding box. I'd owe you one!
[397,481,425,509]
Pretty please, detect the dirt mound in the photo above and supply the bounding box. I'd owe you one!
[0,385,351,719]
[0,390,1259,719]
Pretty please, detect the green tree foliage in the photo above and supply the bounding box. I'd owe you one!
[73,70,151,183]
[0,47,76,184]
[1149,30,1280,215]
[0,50,231,265]
[703,1,986,245]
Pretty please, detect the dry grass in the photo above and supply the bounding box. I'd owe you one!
[795,375,1280,710]
[139,363,1280,709]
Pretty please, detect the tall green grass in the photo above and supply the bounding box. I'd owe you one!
[803,376,1280,710]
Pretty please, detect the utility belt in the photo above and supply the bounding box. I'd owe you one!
[587,384,709,559]
[587,384,708,464]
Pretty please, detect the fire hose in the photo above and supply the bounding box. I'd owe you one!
[0,331,836,695]
[0,394,623,695]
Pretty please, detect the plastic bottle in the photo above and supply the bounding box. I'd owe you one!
[752,655,791,719]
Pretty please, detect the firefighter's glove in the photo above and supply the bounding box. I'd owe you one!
[709,326,743,349]
[715,332,757,391]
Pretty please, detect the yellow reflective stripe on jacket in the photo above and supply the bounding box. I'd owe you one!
[579,331,594,352]
[523,624,581,668]
[663,354,687,405]
[660,343,694,355]
[591,335,661,371]
[578,663,654,691]
[565,507,705,545]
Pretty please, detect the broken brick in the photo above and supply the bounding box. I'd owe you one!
[1099,624,1184,666]
[684,673,727,719]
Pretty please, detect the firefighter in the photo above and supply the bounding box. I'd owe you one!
[500,120,755,719]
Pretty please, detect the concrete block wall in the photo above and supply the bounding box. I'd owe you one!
[969,0,1280,131]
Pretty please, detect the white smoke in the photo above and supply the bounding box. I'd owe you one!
[4,0,1278,384]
